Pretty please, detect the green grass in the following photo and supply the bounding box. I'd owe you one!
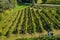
[0,4,29,35]
[0,4,60,40]
[16,35,60,40]
[0,4,29,25]
[0,14,2,21]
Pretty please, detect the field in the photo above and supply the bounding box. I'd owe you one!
[0,4,60,40]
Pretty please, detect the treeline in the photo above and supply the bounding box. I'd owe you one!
[46,0,60,4]
[0,0,60,12]
[0,0,33,12]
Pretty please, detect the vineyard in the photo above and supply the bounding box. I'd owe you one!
[0,6,60,40]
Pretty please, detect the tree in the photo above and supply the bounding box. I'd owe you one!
[0,0,17,12]
[42,0,47,3]
[32,0,35,5]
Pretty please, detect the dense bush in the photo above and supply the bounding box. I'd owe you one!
[0,0,17,12]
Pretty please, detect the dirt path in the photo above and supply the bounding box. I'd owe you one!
[0,30,60,40]
[35,4,60,7]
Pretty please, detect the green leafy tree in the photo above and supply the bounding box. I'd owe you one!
[0,0,17,12]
